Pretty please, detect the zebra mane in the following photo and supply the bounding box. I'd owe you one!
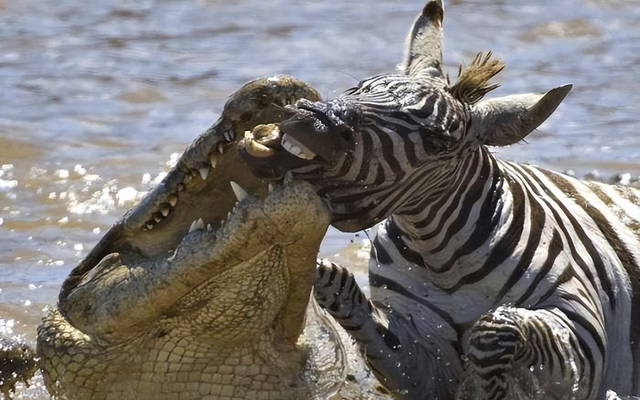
[448,52,505,105]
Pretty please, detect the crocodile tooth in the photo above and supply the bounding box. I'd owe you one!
[209,153,218,168]
[160,205,171,217]
[168,248,178,262]
[217,143,225,154]
[198,167,209,180]
[230,181,248,202]
[146,223,154,230]
[207,223,212,232]
[154,215,161,223]
[268,183,274,193]
[168,194,178,207]
[223,130,235,142]
[188,219,204,233]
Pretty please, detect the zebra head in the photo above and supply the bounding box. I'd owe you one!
[241,0,571,232]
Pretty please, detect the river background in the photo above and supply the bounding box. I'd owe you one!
[1,0,639,397]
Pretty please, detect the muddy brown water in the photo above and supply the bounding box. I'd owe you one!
[1,0,639,398]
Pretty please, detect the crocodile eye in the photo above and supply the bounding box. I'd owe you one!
[258,93,271,107]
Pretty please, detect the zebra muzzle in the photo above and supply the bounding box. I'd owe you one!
[239,108,351,180]
[243,124,280,158]
[243,121,322,162]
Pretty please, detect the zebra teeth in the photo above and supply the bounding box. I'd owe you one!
[198,167,210,180]
[230,181,249,202]
[244,132,276,157]
[209,152,218,168]
[223,130,235,142]
[268,183,274,193]
[281,134,316,160]
[168,194,178,207]
[189,218,205,233]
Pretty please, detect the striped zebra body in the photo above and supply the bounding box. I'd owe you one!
[366,150,640,398]
[240,2,640,398]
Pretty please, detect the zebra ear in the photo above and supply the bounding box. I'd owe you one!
[401,0,444,77]
[472,84,572,147]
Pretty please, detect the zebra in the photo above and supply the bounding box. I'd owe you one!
[240,1,640,399]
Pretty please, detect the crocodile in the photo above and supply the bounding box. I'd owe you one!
[0,76,391,400]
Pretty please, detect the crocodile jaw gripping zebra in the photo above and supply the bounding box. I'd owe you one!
[240,1,640,399]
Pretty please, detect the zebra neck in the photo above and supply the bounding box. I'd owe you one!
[387,146,506,269]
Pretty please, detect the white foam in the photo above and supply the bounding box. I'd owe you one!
[73,164,87,176]
[0,179,18,190]
[116,187,140,206]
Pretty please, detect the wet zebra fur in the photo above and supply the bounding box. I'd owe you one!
[297,3,640,399]
[237,1,640,398]
[315,159,640,399]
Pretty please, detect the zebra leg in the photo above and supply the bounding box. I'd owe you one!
[314,259,459,399]
[459,306,595,400]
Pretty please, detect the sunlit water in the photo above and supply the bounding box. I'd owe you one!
[1,0,639,398]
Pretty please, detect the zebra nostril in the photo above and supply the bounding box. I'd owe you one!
[324,99,358,128]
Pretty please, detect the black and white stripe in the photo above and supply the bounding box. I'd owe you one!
[275,3,640,399]
[301,69,640,400]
